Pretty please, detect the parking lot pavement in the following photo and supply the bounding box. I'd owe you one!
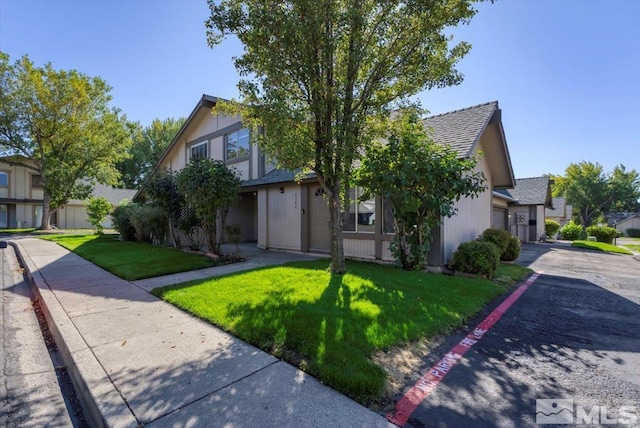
[393,243,640,427]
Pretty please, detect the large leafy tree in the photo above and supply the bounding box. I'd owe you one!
[206,0,481,273]
[176,159,241,255]
[358,109,486,270]
[553,162,640,227]
[117,117,185,188]
[0,53,132,229]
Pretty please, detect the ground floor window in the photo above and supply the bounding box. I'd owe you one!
[344,187,376,233]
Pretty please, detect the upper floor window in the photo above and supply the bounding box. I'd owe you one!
[226,128,250,161]
[32,175,43,188]
[0,172,7,187]
[190,141,208,161]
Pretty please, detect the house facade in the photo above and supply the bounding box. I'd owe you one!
[614,212,640,237]
[545,196,573,227]
[495,176,554,242]
[154,95,516,266]
[0,156,135,229]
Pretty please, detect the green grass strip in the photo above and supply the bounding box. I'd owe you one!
[39,234,216,280]
[572,240,633,255]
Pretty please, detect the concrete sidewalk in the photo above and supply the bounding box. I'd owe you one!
[11,238,393,428]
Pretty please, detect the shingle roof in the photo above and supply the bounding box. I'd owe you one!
[68,183,137,205]
[546,197,566,217]
[496,177,553,207]
[423,101,499,157]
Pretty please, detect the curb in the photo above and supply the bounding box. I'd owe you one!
[9,241,139,428]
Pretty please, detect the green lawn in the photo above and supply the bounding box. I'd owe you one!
[622,244,640,252]
[572,240,633,255]
[0,228,37,234]
[40,234,217,280]
[152,259,531,403]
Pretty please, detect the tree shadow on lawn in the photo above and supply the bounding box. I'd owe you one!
[220,264,503,405]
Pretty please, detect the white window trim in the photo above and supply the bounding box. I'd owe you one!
[189,141,208,161]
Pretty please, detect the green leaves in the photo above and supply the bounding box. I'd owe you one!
[83,196,112,234]
[0,53,132,228]
[554,161,640,226]
[176,159,241,254]
[358,110,486,269]
[206,0,483,272]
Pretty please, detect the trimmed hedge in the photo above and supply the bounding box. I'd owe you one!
[560,220,583,241]
[451,241,500,277]
[502,236,521,261]
[585,226,617,245]
[628,228,640,238]
[545,219,560,237]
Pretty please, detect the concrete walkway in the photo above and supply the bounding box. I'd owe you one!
[11,238,393,428]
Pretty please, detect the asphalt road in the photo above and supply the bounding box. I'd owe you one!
[0,245,85,427]
[400,243,640,427]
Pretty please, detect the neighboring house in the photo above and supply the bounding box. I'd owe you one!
[0,156,135,229]
[152,94,515,267]
[545,196,573,227]
[65,183,137,229]
[495,176,554,242]
[614,212,640,236]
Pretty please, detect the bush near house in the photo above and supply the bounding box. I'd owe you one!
[585,226,617,244]
[545,219,560,238]
[451,240,501,277]
[502,236,521,261]
[627,228,640,238]
[479,229,519,261]
[560,220,583,241]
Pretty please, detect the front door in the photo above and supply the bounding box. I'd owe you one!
[308,187,331,251]
[529,205,537,242]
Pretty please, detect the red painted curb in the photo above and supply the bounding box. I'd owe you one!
[387,272,543,426]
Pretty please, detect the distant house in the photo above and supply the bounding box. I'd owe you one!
[546,196,573,227]
[148,94,516,267]
[614,212,640,237]
[0,156,135,229]
[495,176,554,242]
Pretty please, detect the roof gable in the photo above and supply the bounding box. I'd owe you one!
[499,177,553,207]
[423,101,498,157]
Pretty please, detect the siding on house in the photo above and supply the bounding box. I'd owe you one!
[616,214,640,236]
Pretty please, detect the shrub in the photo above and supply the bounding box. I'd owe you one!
[84,196,113,235]
[560,220,583,241]
[451,240,500,277]
[585,226,617,244]
[480,229,511,254]
[225,223,242,256]
[579,228,588,240]
[545,219,560,238]
[111,204,136,241]
[627,228,640,238]
[502,236,521,261]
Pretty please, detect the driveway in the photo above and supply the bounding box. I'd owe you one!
[396,243,640,427]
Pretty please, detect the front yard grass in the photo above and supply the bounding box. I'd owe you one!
[39,234,217,280]
[572,240,633,255]
[152,259,531,403]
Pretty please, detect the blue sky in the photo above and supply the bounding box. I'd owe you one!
[1,0,638,179]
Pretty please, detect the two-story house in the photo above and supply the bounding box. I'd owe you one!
[153,94,516,267]
[0,156,136,229]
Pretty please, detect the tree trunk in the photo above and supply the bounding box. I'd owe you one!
[328,195,346,274]
[41,193,53,230]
